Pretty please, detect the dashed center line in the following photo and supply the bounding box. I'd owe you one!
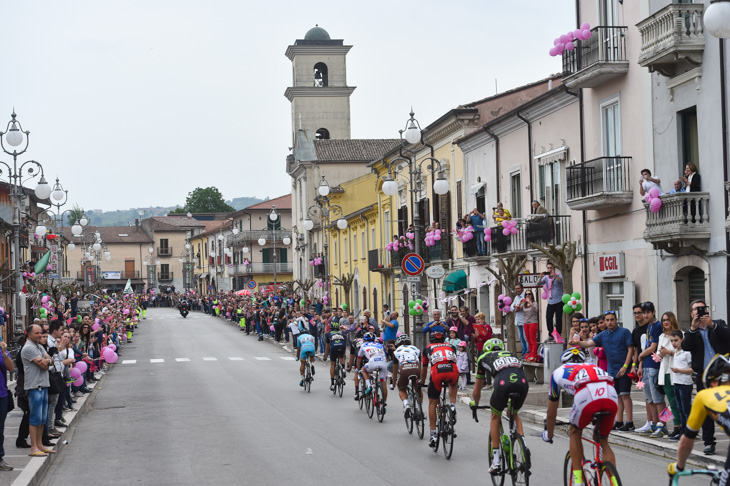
[122,360,137,364]
[228,357,244,361]
[254,357,272,361]
[150,359,165,363]
[175,358,190,362]
[202,357,217,361]
[280,357,296,361]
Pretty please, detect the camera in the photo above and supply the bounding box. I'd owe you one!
[696,306,707,318]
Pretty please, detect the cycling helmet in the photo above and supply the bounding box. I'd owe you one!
[429,331,445,343]
[363,332,376,342]
[395,334,410,347]
[330,320,339,330]
[561,347,587,364]
[483,338,504,353]
[355,329,365,339]
[703,353,730,389]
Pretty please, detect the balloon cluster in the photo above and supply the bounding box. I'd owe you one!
[455,226,474,243]
[408,299,424,316]
[243,259,250,266]
[549,23,592,57]
[323,293,329,305]
[101,343,119,364]
[497,294,512,313]
[385,235,414,252]
[340,303,347,311]
[309,256,323,266]
[501,220,519,236]
[562,292,582,314]
[405,232,415,240]
[22,271,36,278]
[484,227,492,242]
[644,187,663,213]
[424,230,442,247]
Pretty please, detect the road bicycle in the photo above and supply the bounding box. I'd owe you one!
[302,359,313,393]
[668,464,722,485]
[431,380,456,460]
[332,358,345,397]
[405,375,425,439]
[472,393,531,485]
[368,368,386,422]
[357,372,369,412]
[554,413,622,486]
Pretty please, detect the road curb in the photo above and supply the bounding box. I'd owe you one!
[12,371,111,486]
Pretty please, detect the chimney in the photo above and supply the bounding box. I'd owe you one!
[135,219,139,230]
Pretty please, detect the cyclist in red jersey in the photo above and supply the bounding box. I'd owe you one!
[420,331,459,448]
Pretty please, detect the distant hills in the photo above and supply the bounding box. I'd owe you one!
[86,197,268,227]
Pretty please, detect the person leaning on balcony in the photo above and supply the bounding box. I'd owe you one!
[639,168,663,197]
[531,200,550,216]
[679,163,701,192]
[491,203,511,226]
[669,180,686,194]
[469,209,486,255]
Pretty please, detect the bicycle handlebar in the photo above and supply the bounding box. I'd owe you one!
[470,404,490,423]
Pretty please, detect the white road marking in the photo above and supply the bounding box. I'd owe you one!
[150,359,165,363]
[202,357,217,361]
[122,360,137,364]
[175,358,190,362]
[254,357,272,360]
[280,357,296,361]
[228,357,244,361]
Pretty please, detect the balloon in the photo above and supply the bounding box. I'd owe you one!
[554,37,561,46]
[503,228,510,236]
[562,294,571,304]
[549,47,557,57]
[574,29,583,40]
[572,292,581,301]
[503,297,512,306]
[434,232,441,241]
[41,295,49,303]
[106,351,118,364]
[74,377,84,387]
[649,188,660,199]
[416,299,423,306]
[108,344,117,351]
[270,325,275,331]
[563,304,573,314]
[644,193,652,203]
[300,299,306,306]
[408,300,416,308]
[567,31,574,39]
[581,22,590,31]
[75,361,88,373]
[409,308,416,316]
[575,303,583,312]
[560,34,570,43]
[340,304,347,310]
[123,308,130,315]
[565,42,575,51]
[92,323,100,331]
[582,29,591,39]
[541,290,548,300]
[650,198,662,213]
[69,368,82,379]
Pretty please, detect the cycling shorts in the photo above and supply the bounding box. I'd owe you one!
[490,369,529,413]
[396,362,420,392]
[299,344,316,360]
[329,343,346,361]
[364,358,388,382]
[428,362,459,400]
[569,381,618,438]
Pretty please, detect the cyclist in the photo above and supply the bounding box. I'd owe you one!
[357,332,389,406]
[668,354,730,484]
[324,320,347,392]
[420,331,459,448]
[351,329,366,401]
[543,348,618,486]
[470,338,529,475]
[297,329,317,388]
[391,334,421,415]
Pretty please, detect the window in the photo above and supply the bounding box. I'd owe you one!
[475,186,486,215]
[599,0,619,27]
[313,62,328,87]
[371,228,376,249]
[456,180,463,221]
[542,161,563,214]
[362,231,366,258]
[160,264,170,279]
[352,236,357,260]
[384,209,390,238]
[510,172,522,219]
[159,238,169,249]
[601,99,622,157]
[315,128,330,140]
[344,238,348,261]
[298,180,303,218]
[538,165,546,203]
[267,218,281,231]
[602,281,624,326]
[679,107,699,172]
[333,241,338,264]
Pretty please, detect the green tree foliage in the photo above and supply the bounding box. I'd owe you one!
[172,187,234,214]
[66,204,86,226]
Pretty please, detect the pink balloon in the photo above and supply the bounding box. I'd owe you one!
[106,351,118,364]
[92,323,100,331]
[123,308,130,315]
[503,297,512,306]
[565,42,575,52]
[108,344,116,351]
[644,193,652,203]
[103,348,116,363]
[69,368,82,379]
[503,228,510,236]
[567,31,574,40]
[74,361,88,373]
[434,232,441,241]
[649,187,660,199]
[74,377,84,387]
[581,22,590,31]
[549,48,557,57]
[553,37,561,46]
[574,29,583,40]
[559,34,570,44]
[582,29,591,40]
[650,198,662,212]
[41,296,49,303]
[542,290,548,300]
[511,226,519,235]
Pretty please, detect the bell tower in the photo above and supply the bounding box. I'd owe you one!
[285,25,356,142]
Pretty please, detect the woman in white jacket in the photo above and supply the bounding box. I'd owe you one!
[657,311,682,439]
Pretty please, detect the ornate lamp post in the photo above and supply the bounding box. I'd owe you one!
[259,205,291,290]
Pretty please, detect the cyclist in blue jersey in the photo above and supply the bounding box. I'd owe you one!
[298,329,317,387]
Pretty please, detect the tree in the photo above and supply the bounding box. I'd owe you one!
[66,204,86,226]
[293,278,315,297]
[484,254,527,353]
[333,272,355,311]
[530,240,578,340]
[172,187,234,214]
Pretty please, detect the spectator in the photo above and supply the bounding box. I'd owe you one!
[511,283,528,358]
[21,324,53,457]
[382,304,391,321]
[491,202,511,226]
[0,338,14,470]
[380,311,399,342]
[363,309,379,337]
[458,306,476,383]
[531,200,550,216]
[638,302,668,437]
[423,310,446,335]
[568,313,585,345]
[571,310,634,432]
[469,209,486,255]
[522,291,539,362]
[669,180,685,194]
[657,311,682,439]
[638,168,663,197]
[629,303,652,434]
[670,330,693,442]
[679,162,701,192]
[681,299,730,455]
[539,262,564,338]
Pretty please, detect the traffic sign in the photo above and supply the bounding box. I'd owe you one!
[403,276,421,283]
[518,273,542,288]
[401,253,425,276]
[247,280,257,289]
[425,266,445,279]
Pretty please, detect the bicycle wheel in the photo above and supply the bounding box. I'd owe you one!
[358,381,365,410]
[376,383,386,423]
[432,407,441,453]
[510,434,530,485]
[366,388,374,419]
[405,388,414,434]
[414,394,425,439]
[337,371,344,397]
[563,451,582,486]
[441,407,455,460]
[598,461,622,486]
[304,368,311,393]
[332,366,338,396]
[489,441,506,486]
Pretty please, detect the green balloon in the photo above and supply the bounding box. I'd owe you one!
[575,303,583,312]
[408,300,416,308]
[300,299,305,306]
[416,308,423,315]
[562,294,571,304]
[78,316,82,323]
[572,292,582,301]
[341,303,348,310]
[415,299,423,306]
[563,304,573,314]
[409,308,416,316]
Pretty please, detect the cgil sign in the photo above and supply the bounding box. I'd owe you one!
[598,253,625,278]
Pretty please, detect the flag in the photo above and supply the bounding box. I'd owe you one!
[34,251,51,274]
[123,279,133,294]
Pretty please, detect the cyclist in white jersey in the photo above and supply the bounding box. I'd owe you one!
[357,332,389,405]
[391,334,421,415]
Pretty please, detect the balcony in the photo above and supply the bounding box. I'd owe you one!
[643,192,711,253]
[463,216,572,259]
[230,229,293,245]
[562,26,629,89]
[566,156,633,210]
[231,262,293,275]
[638,3,705,77]
[158,272,174,282]
[369,249,394,273]
[157,247,173,257]
[726,182,730,232]
[313,261,326,278]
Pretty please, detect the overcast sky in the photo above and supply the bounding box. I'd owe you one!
[1,0,571,211]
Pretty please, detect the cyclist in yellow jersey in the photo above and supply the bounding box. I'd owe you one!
[669,354,730,484]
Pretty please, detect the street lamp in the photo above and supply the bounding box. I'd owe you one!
[269,206,279,222]
[318,175,330,197]
[0,111,53,335]
[260,206,290,291]
[304,175,347,289]
[705,0,730,38]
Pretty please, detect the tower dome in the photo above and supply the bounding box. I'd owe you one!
[304,25,331,41]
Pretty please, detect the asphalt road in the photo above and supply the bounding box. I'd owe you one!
[38,309,713,486]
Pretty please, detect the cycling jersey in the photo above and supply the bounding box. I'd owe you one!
[685,385,730,440]
[298,334,316,360]
[475,350,521,380]
[549,364,614,401]
[358,342,386,362]
[326,331,346,347]
[422,343,458,399]
[421,343,457,367]
[394,344,420,365]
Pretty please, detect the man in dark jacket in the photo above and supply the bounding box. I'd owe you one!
[681,299,730,455]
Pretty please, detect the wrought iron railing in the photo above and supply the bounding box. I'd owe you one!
[567,156,632,200]
[563,26,628,75]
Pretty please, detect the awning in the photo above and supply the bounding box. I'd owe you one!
[443,269,467,293]
[470,182,485,195]
[198,273,208,279]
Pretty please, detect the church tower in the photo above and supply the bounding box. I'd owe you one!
[285,25,356,142]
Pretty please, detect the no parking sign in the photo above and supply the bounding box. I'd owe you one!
[247,280,257,289]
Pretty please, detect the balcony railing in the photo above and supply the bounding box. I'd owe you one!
[464,216,572,258]
[231,262,293,274]
[643,192,711,253]
[562,26,629,88]
[567,156,633,210]
[725,182,730,231]
[638,3,705,76]
[313,261,326,278]
[158,272,174,281]
[230,229,293,245]
[369,249,393,272]
[157,247,173,257]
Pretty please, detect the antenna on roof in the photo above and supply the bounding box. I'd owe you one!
[495,79,498,95]
[298,114,302,130]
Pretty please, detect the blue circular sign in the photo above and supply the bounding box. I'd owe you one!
[402,253,424,276]
[247,280,257,289]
